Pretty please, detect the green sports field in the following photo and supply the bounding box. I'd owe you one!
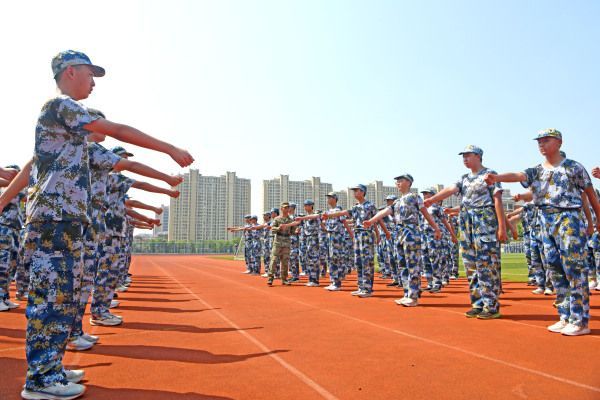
[211,253,531,282]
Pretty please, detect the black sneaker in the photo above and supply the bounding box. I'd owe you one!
[282,280,291,286]
[465,308,482,318]
[477,310,501,320]
[267,278,273,286]
[386,281,399,287]
[288,277,299,282]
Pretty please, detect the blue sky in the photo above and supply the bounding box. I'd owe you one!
[1,1,599,219]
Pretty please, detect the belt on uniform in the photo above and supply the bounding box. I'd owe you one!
[538,206,581,214]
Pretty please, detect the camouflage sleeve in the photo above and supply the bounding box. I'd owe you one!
[521,166,538,189]
[89,144,121,171]
[57,97,97,135]
[573,162,593,191]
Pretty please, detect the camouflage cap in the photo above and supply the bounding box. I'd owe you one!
[304,199,315,206]
[271,207,280,214]
[263,211,271,216]
[349,184,367,193]
[326,191,338,200]
[458,145,483,156]
[394,174,414,184]
[51,50,105,78]
[112,146,134,157]
[534,128,562,141]
[420,187,437,194]
[4,164,20,171]
[289,202,297,209]
[385,194,398,201]
[244,214,252,219]
[250,215,258,220]
[280,202,290,208]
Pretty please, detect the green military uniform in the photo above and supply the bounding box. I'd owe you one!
[268,203,294,284]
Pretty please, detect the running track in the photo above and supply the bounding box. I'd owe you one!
[1,255,599,399]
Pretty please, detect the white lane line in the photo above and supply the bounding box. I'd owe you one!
[171,260,600,394]
[153,261,339,400]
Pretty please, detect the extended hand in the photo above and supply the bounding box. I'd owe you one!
[169,190,181,198]
[167,175,184,187]
[592,167,600,179]
[170,147,195,167]
[497,227,508,243]
[483,173,497,185]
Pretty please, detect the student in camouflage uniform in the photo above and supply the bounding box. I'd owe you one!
[288,203,301,282]
[485,129,600,336]
[269,208,281,278]
[318,217,329,278]
[421,187,457,293]
[321,192,353,291]
[325,184,384,298]
[426,146,507,319]
[260,212,273,277]
[267,203,294,286]
[286,200,322,286]
[0,50,193,399]
[0,165,25,312]
[367,175,441,307]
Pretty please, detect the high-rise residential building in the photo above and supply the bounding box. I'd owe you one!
[153,205,169,237]
[262,175,333,213]
[168,170,250,241]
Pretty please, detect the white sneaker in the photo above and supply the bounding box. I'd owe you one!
[561,324,591,336]
[326,285,341,292]
[242,270,252,274]
[532,288,544,295]
[547,320,568,333]
[21,382,85,400]
[109,300,120,309]
[351,290,363,296]
[544,288,554,296]
[299,272,307,276]
[4,299,20,309]
[90,315,122,326]
[589,281,597,290]
[261,273,269,278]
[67,337,94,351]
[396,297,418,307]
[115,285,128,292]
[358,291,372,298]
[81,334,99,343]
[0,301,9,312]
[305,282,319,287]
[65,369,85,383]
[124,277,132,284]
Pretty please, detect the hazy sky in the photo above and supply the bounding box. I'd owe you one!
[1,1,599,224]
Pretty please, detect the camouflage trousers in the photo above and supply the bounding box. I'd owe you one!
[539,209,589,327]
[327,232,345,287]
[71,222,103,339]
[269,244,290,282]
[395,226,422,301]
[422,232,446,290]
[343,235,354,276]
[459,207,501,313]
[23,221,85,390]
[304,235,321,283]
[354,230,375,293]
[290,236,300,279]
[530,228,553,290]
[523,230,533,280]
[0,225,20,300]
[91,235,120,317]
[246,239,261,274]
[263,238,272,273]
[319,236,328,275]
[376,237,391,277]
[450,242,459,277]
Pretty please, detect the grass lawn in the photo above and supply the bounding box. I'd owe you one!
[210,253,530,282]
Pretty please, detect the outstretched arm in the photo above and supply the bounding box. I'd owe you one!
[125,199,163,214]
[126,208,160,225]
[131,181,180,198]
[484,172,526,185]
[494,192,508,242]
[0,167,19,181]
[0,159,32,212]
[363,208,392,228]
[424,185,459,207]
[85,118,194,167]
[114,159,183,187]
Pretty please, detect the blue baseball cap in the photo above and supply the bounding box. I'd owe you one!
[243,214,251,219]
[51,50,105,78]
[349,184,367,193]
[385,194,397,201]
[289,203,297,208]
[304,199,315,206]
[270,207,280,214]
[420,187,437,195]
[326,192,338,200]
[458,145,483,156]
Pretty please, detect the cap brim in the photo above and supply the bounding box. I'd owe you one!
[90,65,106,77]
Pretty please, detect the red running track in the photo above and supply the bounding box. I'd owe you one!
[0,255,599,399]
